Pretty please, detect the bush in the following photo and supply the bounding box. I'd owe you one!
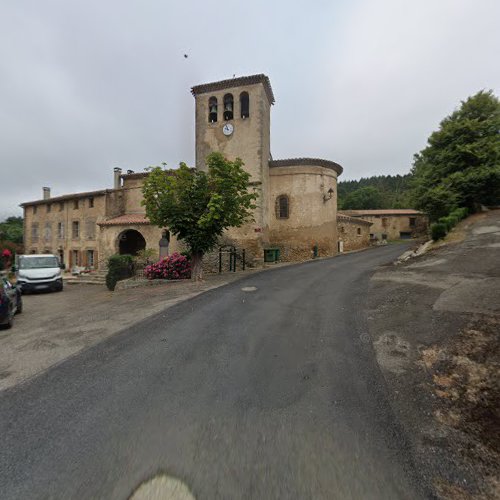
[451,207,469,220]
[144,252,191,280]
[106,254,134,291]
[431,222,448,241]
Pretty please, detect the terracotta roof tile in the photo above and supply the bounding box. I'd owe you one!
[20,189,108,207]
[98,214,150,226]
[269,158,343,175]
[337,214,372,226]
[340,209,424,216]
[191,74,275,105]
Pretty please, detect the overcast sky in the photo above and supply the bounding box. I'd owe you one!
[1,0,499,218]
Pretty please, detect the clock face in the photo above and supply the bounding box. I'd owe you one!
[222,123,234,136]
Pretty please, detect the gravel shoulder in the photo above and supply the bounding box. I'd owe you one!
[367,210,500,499]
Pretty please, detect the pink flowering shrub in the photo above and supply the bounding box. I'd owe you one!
[144,252,191,280]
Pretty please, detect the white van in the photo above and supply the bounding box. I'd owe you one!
[15,254,64,293]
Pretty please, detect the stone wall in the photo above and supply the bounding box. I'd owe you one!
[350,214,428,240]
[97,223,185,270]
[337,215,371,252]
[194,80,272,264]
[268,164,338,261]
[22,191,106,269]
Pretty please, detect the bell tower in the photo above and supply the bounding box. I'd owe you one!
[191,74,275,256]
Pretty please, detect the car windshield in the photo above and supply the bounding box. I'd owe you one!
[19,256,59,269]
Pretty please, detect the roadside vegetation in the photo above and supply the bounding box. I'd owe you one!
[0,216,23,271]
[339,91,500,232]
[105,254,134,291]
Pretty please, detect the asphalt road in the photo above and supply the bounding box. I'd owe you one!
[0,244,425,500]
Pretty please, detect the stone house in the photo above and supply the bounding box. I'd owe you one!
[336,214,372,252]
[340,209,428,240]
[20,173,184,270]
[21,73,348,268]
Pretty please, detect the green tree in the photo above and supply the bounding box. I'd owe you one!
[142,152,257,280]
[411,90,500,220]
[0,216,23,244]
[341,186,384,210]
[338,174,413,209]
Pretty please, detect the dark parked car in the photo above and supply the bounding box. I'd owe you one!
[0,276,22,328]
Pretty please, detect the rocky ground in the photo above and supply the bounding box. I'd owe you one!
[367,210,500,499]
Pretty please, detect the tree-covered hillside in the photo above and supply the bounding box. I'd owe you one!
[338,174,413,210]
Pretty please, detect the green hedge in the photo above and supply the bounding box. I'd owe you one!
[432,207,469,240]
[106,254,134,291]
[431,223,448,240]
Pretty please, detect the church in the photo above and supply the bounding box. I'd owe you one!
[21,74,371,269]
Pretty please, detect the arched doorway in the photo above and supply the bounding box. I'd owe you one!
[118,229,146,256]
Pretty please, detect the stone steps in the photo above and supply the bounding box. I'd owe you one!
[64,272,107,285]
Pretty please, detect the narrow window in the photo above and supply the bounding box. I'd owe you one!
[31,223,39,241]
[57,222,64,239]
[276,195,289,219]
[240,91,249,118]
[44,222,52,241]
[73,199,79,210]
[86,220,95,239]
[87,250,95,268]
[72,221,80,238]
[208,96,218,123]
[223,93,234,121]
[357,227,361,235]
[409,217,416,227]
[89,197,94,208]
[72,250,80,266]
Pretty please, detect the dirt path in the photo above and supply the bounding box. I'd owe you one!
[367,210,500,499]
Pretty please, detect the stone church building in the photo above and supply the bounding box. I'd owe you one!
[21,74,371,269]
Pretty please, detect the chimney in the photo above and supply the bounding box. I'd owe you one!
[113,167,122,189]
[43,187,51,200]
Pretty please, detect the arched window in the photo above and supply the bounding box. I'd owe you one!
[223,93,234,121]
[240,91,249,118]
[208,96,218,123]
[276,195,289,219]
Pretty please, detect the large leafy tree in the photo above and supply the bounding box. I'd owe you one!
[411,90,500,220]
[142,152,257,280]
[0,216,23,244]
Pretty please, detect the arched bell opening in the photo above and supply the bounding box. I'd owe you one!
[223,93,234,121]
[208,96,218,123]
[240,91,249,118]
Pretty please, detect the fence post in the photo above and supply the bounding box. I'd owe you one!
[219,248,222,273]
[242,249,246,271]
